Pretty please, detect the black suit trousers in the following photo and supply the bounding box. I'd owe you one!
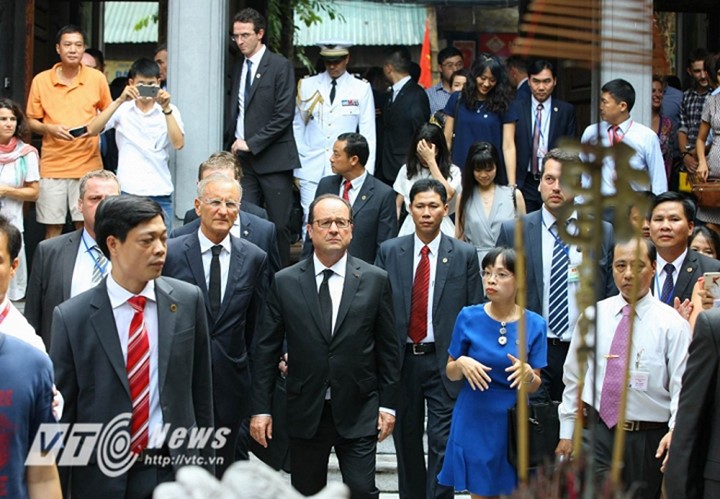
[289,401,379,499]
[240,161,293,267]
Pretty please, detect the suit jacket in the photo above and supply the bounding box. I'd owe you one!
[515,79,531,100]
[666,308,720,498]
[171,211,281,275]
[251,255,400,440]
[225,49,299,174]
[301,173,397,263]
[49,277,214,498]
[25,230,83,349]
[375,234,482,398]
[183,200,268,223]
[671,250,720,302]
[380,79,430,184]
[513,96,577,189]
[496,210,616,314]
[163,233,268,425]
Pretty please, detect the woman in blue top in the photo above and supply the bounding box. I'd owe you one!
[438,247,547,498]
[443,53,517,186]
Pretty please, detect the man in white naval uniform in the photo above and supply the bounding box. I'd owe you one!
[293,42,376,231]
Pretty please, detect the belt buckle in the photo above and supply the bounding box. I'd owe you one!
[411,344,425,355]
[623,420,640,432]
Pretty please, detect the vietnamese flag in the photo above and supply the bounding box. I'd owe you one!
[419,18,432,89]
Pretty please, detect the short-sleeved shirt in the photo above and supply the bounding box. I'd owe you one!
[26,63,112,178]
[104,101,184,196]
[444,92,517,182]
[0,141,40,231]
[0,334,56,499]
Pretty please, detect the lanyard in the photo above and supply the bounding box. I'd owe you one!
[81,233,109,276]
[541,217,570,257]
[0,301,11,326]
[607,120,634,144]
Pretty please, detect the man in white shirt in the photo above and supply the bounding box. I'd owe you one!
[25,169,120,349]
[581,78,667,196]
[87,57,184,229]
[556,237,691,498]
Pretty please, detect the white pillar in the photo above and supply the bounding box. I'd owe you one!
[599,0,653,127]
[167,0,228,223]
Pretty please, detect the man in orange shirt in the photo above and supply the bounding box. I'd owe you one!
[26,25,112,239]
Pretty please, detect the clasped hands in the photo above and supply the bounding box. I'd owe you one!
[456,353,534,391]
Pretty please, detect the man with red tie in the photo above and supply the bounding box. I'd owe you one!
[375,178,482,499]
[50,195,213,499]
[556,237,690,499]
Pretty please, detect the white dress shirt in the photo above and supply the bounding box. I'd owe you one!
[106,274,163,446]
[530,96,552,171]
[654,249,687,304]
[581,117,668,195]
[408,233,442,344]
[235,44,266,141]
[541,207,582,340]
[0,299,45,352]
[198,229,232,302]
[391,75,411,102]
[71,230,111,298]
[558,292,691,439]
[338,171,367,207]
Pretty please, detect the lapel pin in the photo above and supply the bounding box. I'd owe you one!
[256,73,261,79]
[361,195,367,201]
[354,272,360,278]
[170,304,177,313]
[554,107,558,112]
[442,257,448,263]
[243,230,249,237]
[687,267,693,272]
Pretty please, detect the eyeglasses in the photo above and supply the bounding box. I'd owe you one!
[442,61,464,70]
[230,33,254,42]
[481,270,514,280]
[202,198,240,212]
[314,218,352,229]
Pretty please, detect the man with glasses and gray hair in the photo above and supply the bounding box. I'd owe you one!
[163,172,269,477]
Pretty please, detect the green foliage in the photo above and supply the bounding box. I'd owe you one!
[133,13,159,32]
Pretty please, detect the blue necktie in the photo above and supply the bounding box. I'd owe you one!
[244,59,253,107]
[548,224,570,338]
[660,263,674,304]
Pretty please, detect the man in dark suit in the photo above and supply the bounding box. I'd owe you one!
[171,152,280,275]
[250,194,400,498]
[163,174,267,477]
[302,133,397,263]
[666,308,720,498]
[512,60,577,212]
[226,8,299,268]
[379,46,430,185]
[506,54,531,100]
[50,196,214,499]
[26,170,121,349]
[497,149,615,401]
[375,178,482,499]
[649,191,720,304]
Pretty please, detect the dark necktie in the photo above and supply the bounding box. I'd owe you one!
[531,103,544,176]
[319,269,334,336]
[409,246,430,343]
[599,304,631,428]
[127,296,150,455]
[244,59,253,107]
[209,245,222,316]
[660,263,675,304]
[330,78,337,105]
[548,223,570,339]
[342,180,352,201]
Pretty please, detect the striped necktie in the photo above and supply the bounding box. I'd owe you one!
[548,223,570,339]
[127,296,150,455]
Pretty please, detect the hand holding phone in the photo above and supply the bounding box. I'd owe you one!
[68,125,88,138]
[137,85,159,98]
[703,272,720,300]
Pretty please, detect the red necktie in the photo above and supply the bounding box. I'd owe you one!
[127,296,150,455]
[408,246,430,343]
[611,125,622,145]
[342,180,352,202]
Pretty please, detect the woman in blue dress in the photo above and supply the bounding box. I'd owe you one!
[443,53,517,186]
[438,247,547,498]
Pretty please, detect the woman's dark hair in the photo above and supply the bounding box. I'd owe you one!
[482,247,516,274]
[690,226,720,258]
[405,123,453,180]
[450,69,471,87]
[0,98,30,142]
[461,53,512,114]
[457,142,500,230]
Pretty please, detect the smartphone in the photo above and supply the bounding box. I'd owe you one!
[137,85,159,98]
[68,125,87,138]
[703,272,720,300]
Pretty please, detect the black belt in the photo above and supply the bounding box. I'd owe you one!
[406,343,435,355]
[547,338,570,347]
[583,404,667,432]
